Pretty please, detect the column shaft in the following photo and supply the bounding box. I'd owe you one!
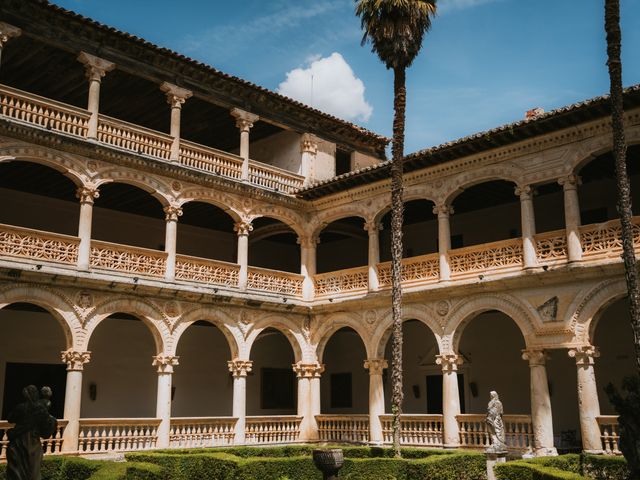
[435,206,452,281]
[231,109,258,181]
[61,350,90,453]
[164,207,182,282]
[78,52,115,140]
[76,187,97,270]
[169,106,181,161]
[365,222,381,292]
[517,186,538,268]
[299,236,317,301]
[569,347,602,453]
[156,373,173,449]
[364,359,387,444]
[560,175,583,262]
[235,222,252,290]
[161,83,192,162]
[293,362,323,441]
[523,350,557,456]
[229,360,252,445]
[437,354,462,448]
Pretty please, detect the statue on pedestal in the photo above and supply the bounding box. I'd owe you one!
[486,390,507,454]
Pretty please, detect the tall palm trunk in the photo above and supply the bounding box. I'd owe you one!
[605,0,640,374]
[390,66,406,457]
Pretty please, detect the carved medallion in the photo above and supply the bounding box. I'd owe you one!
[87,160,98,172]
[171,181,182,192]
[364,310,377,326]
[537,296,559,323]
[164,301,180,317]
[76,291,93,310]
[436,300,450,317]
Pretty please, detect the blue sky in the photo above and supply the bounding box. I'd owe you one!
[53,0,640,154]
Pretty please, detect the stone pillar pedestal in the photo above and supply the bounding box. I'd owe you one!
[234,222,253,290]
[153,355,179,449]
[568,346,603,453]
[61,349,91,453]
[522,349,557,456]
[364,358,387,444]
[228,359,252,445]
[559,175,583,262]
[76,187,99,271]
[231,108,259,181]
[301,133,318,186]
[365,221,381,292]
[163,206,182,282]
[293,362,324,441]
[77,52,115,139]
[516,185,538,268]
[434,205,453,281]
[160,83,192,162]
[436,353,463,448]
[299,235,318,301]
[486,451,507,480]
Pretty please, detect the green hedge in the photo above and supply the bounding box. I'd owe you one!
[494,462,587,480]
[581,454,630,480]
[493,454,630,480]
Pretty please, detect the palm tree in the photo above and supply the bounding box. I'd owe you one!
[355,0,437,456]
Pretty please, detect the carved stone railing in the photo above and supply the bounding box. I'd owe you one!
[248,162,304,194]
[245,416,302,445]
[247,266,304,296]
[314,267,369,297]
[380,414,443,447]
[175,254,240,287]
[450,238,523,277]
[580,218,640,260]
[77,418,160,454]
[90,240,167,278]
[597,415,621,455]
[377,252,439,288]
[180,140,243,179]
[169,417,236,448]
[0,224,79,265]
[0,420,67,460]
[316,415,369,443]
[97,115,172,160]
[457,414,533,452]
[535,229,568,264]
[0,84,89,137]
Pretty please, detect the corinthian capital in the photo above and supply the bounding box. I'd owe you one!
[228,359,253,378]
[568,345,600,366]
[364,358,388,375]
[160,82,192,109]
[77,51,115,82]
[164,205,183,222]
[292,361,324,378]
[297,234,319,249]
[230,108,259,132]
[435,353,463,372]
[234,221,253,236]
[61,349,91,371]
[152,355,179,373]
[0,22,21,48]
[514,185,534,200]
[76,186,100,204]
[522,348,549,366]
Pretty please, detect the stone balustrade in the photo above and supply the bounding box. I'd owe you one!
[169,417,237,448]
[179,140,243,179]
[316,415,370,443]
[597,415,621,455]
[97,115,173,160]
[314,267,369,297]
[247,266,304,296]
[380,414,443,447]
[0,420,67,460]
[580,218,640,260]
[377,253,439,288]
[0,223,79,265]
[534,229,568,264]
[90,240,168,278]
[248,161,305,193]
[457,414,533,453]
[449,238,524,277]
[244,416,302,445]
[77,418,161,454]
[175,254,240,288]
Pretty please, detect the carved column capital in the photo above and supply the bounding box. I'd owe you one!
[558,174,582,190]
[76,186,100,204]
[77,51,116,82]
[515,185,535,200]
[0,22,21,48]
[435,353,463,372]
[228,359,253,378]
[160,82,192,109]
[364,221,382,236]
[297,235,319,249]
[522,348,549,366]
[433,204,454,217]
[292,361,324,378]
[300,133,319,155]
[163,205,183,222]
[61,349,91,371]
[230,108,259,132]
[364,358,388,375]
[152,355,179,374]
[234,221,253,236]
[568,345,600,366]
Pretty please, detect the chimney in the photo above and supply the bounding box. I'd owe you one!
[526,107,544,120]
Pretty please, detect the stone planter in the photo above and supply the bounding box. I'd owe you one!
[312,448,344,480]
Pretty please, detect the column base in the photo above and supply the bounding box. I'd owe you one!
[443,443,461,449]
[583,449,603,455]
[535,447,558,457]
[486,451,507,480]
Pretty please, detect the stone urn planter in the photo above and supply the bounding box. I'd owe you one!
[312,448,344,480]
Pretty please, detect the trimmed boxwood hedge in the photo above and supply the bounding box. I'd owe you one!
[494,462,588,480]
[494,453,630,480]
[581,454,630,480]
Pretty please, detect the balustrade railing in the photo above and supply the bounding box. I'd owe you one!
[535,230,568,264]
[97,115,172,160]
[0,420,67,460]
[597,416,621,455]
[77,418,160,454]
[0,224,79,265]
[179,140,243,179]
[175,254,240,287]
[316,415,369,443]
[245,416,302,445]
[450,239,523,277]
[314,267,369,297]
[248,162,304,194]
[247,266,304,296]
[457,414,533,452]
[580,218,640,259]
[169,417,236,448]
[377,253,439,288]
[380,414,443,447]
[90,240,167,278]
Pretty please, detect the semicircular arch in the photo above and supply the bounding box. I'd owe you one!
[442,168,521,206]
[170,307,241,359]
[244,315,305,363]
[313,313,371,362]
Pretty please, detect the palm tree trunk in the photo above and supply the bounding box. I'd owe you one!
[390,66,406,457]
[605,0,640,375]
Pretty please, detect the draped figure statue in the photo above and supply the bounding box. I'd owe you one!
[486,390,507,453]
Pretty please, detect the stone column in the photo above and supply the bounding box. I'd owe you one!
[77,52,115,139]
[568,346,603,453]
[365,221,382,292]
[522,349,557,456]
[516,185,538,269]
[228,359,253,444]
[163,206,182,282]
[364,358,387,444]
[234,221,253,290]
[230,108,259,181]
[0,22,21,69]
[61,349,91,453]
[160,82,192,162]
[293,362,324,441]
[436,354,463,448]
[558,175,583,262]
[153,354,179,449]
[298,235,318,301]
[434,205,453,281]
[76,187,99,271]
[300,133,318,186]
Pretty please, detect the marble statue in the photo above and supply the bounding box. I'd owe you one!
[486,390,507,453]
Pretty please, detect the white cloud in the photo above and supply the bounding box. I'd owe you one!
[277,53,373,123]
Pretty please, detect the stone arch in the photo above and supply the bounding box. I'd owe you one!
[441,167,521,206]
[244,315,305,362]
[567,126,640,175]
[313,313,371,362]
[176,189,244,224]
[93,169,173,207]
[170,307,241,359]
[371,192,436,225]
[247,208,306,239]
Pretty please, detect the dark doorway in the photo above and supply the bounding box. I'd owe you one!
[2,362,67,419]
[425,374,465,414]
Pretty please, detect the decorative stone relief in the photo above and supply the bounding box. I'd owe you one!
[61,349,91,371]
[292,361,324,378]
[364,310,377,328]
[164,205,183,222]
[228,359,253,377]
[152,354,179,374]
[521,349,549,366]
[435,353,463,372]
[164,301,180,318]
[537,296,559,323]
[568,345,600,365]
[76,291,94,310]
[171,181,182,192]
[436,300,450,317]
[364,358,388,375]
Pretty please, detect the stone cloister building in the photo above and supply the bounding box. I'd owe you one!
[0,0,639,459]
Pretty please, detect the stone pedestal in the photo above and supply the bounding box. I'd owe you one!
[486,451,507,480]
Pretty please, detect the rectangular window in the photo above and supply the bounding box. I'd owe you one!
[335,149,352,176]
[330,373,352,408]
[261,368,296,409]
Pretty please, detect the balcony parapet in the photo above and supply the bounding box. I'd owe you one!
[0,223,79,265]
[314,266,369,298]
[377,252,439,288]
[175,254,240,288]
[247,266,304,297]
[90,240,167,278]
[449,237,523,278]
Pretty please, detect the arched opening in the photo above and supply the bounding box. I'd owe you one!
[176,202,237,263]
[82,313,157,418]
[320,327,368,414]
[247,328,296,415]
[532,182,566,234]
[92,183,165,251]
[249,218,300,273]
[0,303,67,419]
[173,321,233,416]
[380,199,437,262]
[449,180,519,249]
[0,161,79,235]
[316,218,367,273]
[383,320,440,413]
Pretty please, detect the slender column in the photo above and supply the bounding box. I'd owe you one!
[163,206,182,282]
[76,187,99,270]
[434,205,453,281]
[293,362,324,441]
[522,349,557,456]
[228,359,252,444]
[516,185,538,269]
[568,346,602,453]
[77,52,115,139]
[230,108,259,181]
[364,358,387,444]
[152,354,179,449]
[0,22,21,69]
[558,174,583,262]
[61,349,91,453]
[160,83,192,162]
[234,221,253,290]
[298,235,318,301]
[365,221,382,292]
[436,354,462,448]
[300,133,318,186]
